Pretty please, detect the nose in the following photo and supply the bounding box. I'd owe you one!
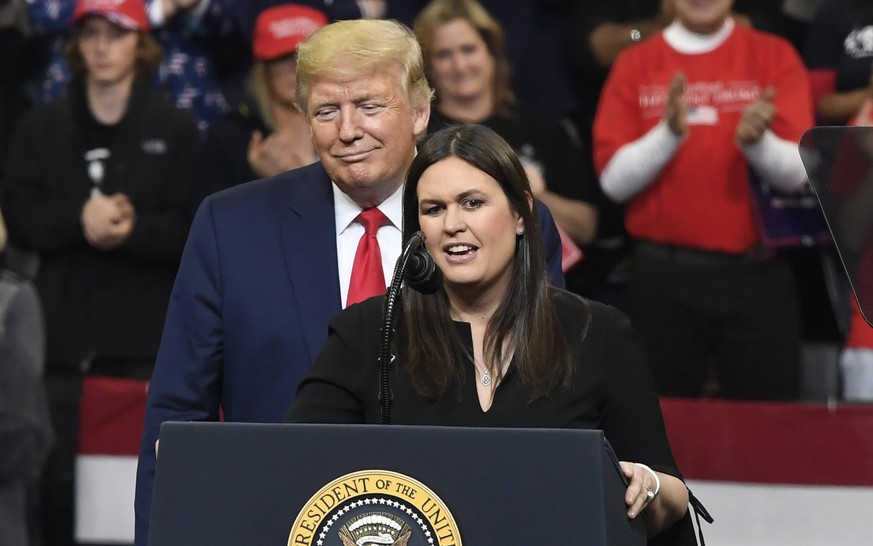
[443,205,466,234]
[448,53,460,72]
[337,106,363,143]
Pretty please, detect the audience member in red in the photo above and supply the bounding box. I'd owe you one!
[594,0,813,401]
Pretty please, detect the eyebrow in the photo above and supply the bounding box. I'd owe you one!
[418,189,486,205]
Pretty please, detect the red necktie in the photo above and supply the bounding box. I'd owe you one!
[346,208,388,306]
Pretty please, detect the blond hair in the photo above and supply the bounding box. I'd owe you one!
[414,0,515,113]
[246,62,275,129]
[295,19,433,113]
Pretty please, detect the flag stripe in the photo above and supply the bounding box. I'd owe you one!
[661,398,873,485]
[75,455,138,543]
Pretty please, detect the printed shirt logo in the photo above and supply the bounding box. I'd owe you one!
[141,139,167,154]
[288,470,462,546]
[638,80,762,122]
[844,25,873,59]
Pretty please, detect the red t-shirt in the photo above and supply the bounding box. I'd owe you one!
[594,25,813,253]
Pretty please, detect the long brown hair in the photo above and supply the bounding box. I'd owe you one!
[400,124,570,400]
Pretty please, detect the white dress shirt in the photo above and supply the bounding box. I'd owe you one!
[333,183,404,308]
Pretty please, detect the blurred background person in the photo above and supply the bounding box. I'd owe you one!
[414,0,597,290]
[804,0,873,125]
[561,0,825,311]
[22,0,244,131]
[0,210,53,546]
[593,0,813,400]
[1,0,199,543]
[199,3,327,201]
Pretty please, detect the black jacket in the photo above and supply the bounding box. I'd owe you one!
[2,79,199,372]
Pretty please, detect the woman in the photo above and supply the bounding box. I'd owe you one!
[288,124,693,542]
[199,4,327,200]
[414,0,597,256]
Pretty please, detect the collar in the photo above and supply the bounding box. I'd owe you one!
[333,181,404,236]
[664,17,735,54]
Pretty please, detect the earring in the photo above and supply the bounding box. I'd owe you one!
[517,227,525,236]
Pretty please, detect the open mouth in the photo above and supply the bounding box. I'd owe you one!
[443,243,478,263]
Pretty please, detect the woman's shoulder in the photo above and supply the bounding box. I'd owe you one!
[548,288,635,339]
[330,296,386,333]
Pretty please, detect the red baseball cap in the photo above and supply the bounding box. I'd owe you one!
[72,0,149,31]
[252,4,328,61]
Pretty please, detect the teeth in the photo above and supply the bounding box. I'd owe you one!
[447,245,473,254]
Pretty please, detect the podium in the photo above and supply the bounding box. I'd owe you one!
[148,422,646,545]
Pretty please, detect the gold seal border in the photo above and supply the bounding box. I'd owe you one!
[287,469,462,546]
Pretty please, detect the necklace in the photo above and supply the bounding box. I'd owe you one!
[480,368,492,386]
[474,362,493,386]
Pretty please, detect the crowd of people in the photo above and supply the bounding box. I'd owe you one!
[1,0,871,545]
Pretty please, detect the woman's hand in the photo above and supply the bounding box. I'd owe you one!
[619,461,658,519]
[619,461,689,537]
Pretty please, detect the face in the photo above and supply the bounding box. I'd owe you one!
[266,54,299,107]
[417,157,523,305]
[78,17,139,87]
[306,63,430,207]
[673,0,733,34]
[429,18,495,104]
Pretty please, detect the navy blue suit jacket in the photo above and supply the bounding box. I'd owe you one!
[134,162,565,545]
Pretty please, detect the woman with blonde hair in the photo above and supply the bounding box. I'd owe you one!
[414,0,599,274]
[200,4,327,200]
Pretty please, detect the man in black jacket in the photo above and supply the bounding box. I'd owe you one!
[1,0,199,544]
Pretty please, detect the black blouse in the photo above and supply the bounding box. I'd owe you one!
[288,288,681,480]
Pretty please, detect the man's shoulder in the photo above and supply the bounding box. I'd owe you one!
[206,162,331,210]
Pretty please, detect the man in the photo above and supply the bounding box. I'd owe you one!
[593,0,813,400]
[3,0,199,544]
[134,18,565,545]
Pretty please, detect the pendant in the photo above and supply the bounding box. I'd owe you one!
[480,370,492,386]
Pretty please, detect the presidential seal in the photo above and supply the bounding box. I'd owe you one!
[288,470,461,546]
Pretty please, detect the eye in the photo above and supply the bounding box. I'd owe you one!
[460,44,478,55]
[462,198,483,210]
[313,107,338,122]
[420,204,444,216]
[360,103,383,114]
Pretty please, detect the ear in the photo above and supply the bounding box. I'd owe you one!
[412,100,431,139]
[517,192,533,235]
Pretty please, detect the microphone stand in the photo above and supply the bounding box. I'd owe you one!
[378,232,427,424]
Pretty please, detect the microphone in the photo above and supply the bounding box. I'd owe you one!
[403,236,443,294]
[379,231,442,423]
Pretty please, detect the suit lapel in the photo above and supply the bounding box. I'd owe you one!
[279,164,343,363]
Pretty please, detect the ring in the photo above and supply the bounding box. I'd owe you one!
[643,486,655,502]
